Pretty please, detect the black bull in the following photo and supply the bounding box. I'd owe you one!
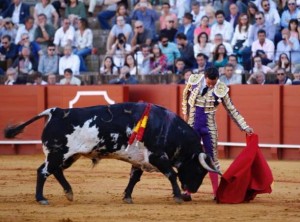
[4,102,219,205]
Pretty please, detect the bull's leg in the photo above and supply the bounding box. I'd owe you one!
[36,162,50,205]
[149,154,183,203]
[123,166,143,204]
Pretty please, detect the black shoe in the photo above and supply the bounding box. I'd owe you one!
[181,193,192,202]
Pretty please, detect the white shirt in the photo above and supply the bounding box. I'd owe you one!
[134,51,150,75]
[251,38,275,60]
[210,21,233,42]
[210,42,233,56]
[15,24,36,44]
[219,74,242,85]
[264,8,281,26]
[59,54,80,75]
[193,42,212,58]
[34,3,56,24]
[75,28,93,49]
[12,3,21,25]
[54,26,75,47]
[59,76,81,86]
[111,43,131,68]
[191,10,205,27]
[231,25,253,47]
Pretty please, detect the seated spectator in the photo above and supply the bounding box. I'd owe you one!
[260,0,280,30]
[288,19,300,40]
[159,2,178,30]
[124,53,137,75]
[210,10,233,43]
[0,35,18,72]
[250,55,272,74]
[135,44,151,75]
[177,68,192,84]
[169,0,191,24]
[96,0,119,30]
[59,68,81,85]
[223,0,247,18]
[73,18,93,72]
[131,21,152,52]
[272,52,296,73]
[32,71,47,85]
[131,0,159,39]
[176,32,195,68]
[38,43,59,75]
[292,67,300,85]
[53,18,75,54]
[65,0,86,19]
[34,13,56,51]
[173,58,186,75]
[106,15,133,52]
[15,16,36,45]
[4,67,27,85]
[193,53,212,73]
[205,4,216,27]
[247,71,269,84]
[247,2,259,25]
[11,46,35,75]
[159,15,178,42]
[193,32,212,59]
[1,0,30,25]
[0,18,17,43]
[59,44,80,75]
[219,63,242,85]
[225,3,240,30]
[212,43,228,69]
[111,3,131,26]
[210,34,233,58]
[108,65,138,84]
[108,33,131,68]
[273,68,293,85]
[176,12,195,44]
[191,1,205,28]
[228,54,244,75]
[275,28,300,64]
[149,44,167,75]
[47,73,58,85]
[251,29,275,66]
[99,56,118,75]
[280,0,300,28]
[158,34,181,71]
[194,16,211,44]
[34,0,59,28]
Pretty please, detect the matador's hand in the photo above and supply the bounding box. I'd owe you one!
[245,127,254,135]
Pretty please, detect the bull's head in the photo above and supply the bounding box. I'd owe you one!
[177,153,221,193]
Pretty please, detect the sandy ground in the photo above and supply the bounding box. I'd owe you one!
[0,155,299,222]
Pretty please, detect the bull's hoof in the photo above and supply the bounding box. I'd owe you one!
[181,193,192,202]
[37,199,49,205]
[122,197,133,204]
[174,196,183,204]
[64,190,73,201]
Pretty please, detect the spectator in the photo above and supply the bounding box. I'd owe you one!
[53,18,75,53]
[250,55,272,74]
[159,15,178,42]
[0,35,18,72]
[149,44,167,75]
[32,71,47,85]
[193,53,212,73]
[131,21,152,52]
[1,0,30,25]
[212,43,228,70]
[219,63,242,85]
[210,10,233,43]
[108,65,138,84]
[280,0,300,28]
[225,3,240,30]
[99,55,118,75]
[169,0,191,24]
[58,44,80,75]
[193,32,212,59]
[124,53,138,75]
[135,44,151,75]
[34,13,55,51]
[251,29,275,65]
[106,15,133,52]
[177,68,192,84]
[65,0,86,19]
[108,33,131,68]
[0,18,17,43]
[275,28,300,64]
[288,19,300,40]
[292,67,300,84]
[223,0,247,18]
[34,0,59,28]
[131,0,159,39]
[174,58,186,75]
[247,2,259,25]
[159,2,178,30]
[158,34,181,71]
[15,16,36,45]
[260,0,280,29]
[96,0,121,30]
[254,0,277,12]
[73,18,93,72]
[176,32,195,68]
[47,73,57,85]
[12,46,35,75]
[273,68,292,85]
[210,34,233,57]
[176,12,195,44]
[190,1,205,28]
[59,68,81,85]
[194,16,211,44]
[38,43,59,75]
[51,0,67,18]
[247,71,269,84]
[228,54,244,75]
[4,67,26,85]
[272,52,296,73]
[204,4,216,27]
[111,3,131,25]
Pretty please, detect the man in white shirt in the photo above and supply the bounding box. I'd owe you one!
[53,18,75,54]
[134,44,151,75]
[190,2,204,27]
[251,29,275,65]
[59,68,81,86]
[15,16,36,44]
[219,63,242,85]
[210,10,233,42]
[261,0,280,29]
[59,45,80,75]
[210,34,233,56]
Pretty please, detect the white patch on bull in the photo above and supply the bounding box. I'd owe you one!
[110,133,119,143]
[126,126,133,137]
[64,118,100,160]
[39,108,56,126]
[42,145,50,176]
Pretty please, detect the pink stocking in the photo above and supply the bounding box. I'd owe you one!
[209,172,219,197]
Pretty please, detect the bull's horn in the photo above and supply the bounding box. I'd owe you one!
[198,153,222,175]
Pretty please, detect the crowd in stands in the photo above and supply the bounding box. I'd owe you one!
[1,0,300,85]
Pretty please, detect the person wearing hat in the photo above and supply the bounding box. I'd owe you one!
[176,12,196,44]
[0,18,17,43]
[1,0,30,26]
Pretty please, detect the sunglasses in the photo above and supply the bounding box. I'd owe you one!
[288,3,296,5]
[263,4,270,7]
[22,37,29,41]
[168,21,174,23]
[1,42,8,44]
[277,73,285,75]
[48,48,55,51]
[135,26,143,29]
[255,17,263,20]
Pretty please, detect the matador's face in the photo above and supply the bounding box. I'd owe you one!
[205,77,218,88]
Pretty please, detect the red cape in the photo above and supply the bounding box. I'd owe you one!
[216,134,273,203]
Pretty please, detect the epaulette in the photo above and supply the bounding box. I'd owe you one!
[214,81,229,98]
[188,74,204,85]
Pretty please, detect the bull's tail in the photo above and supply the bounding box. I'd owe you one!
[4,108,56,139]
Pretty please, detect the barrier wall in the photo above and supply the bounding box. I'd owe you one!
[0,85,299,160]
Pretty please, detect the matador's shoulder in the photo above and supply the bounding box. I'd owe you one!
[187,74,204,85]
[214,81,229,98]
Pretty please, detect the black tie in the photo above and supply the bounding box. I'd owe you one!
[201,86,209,96]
